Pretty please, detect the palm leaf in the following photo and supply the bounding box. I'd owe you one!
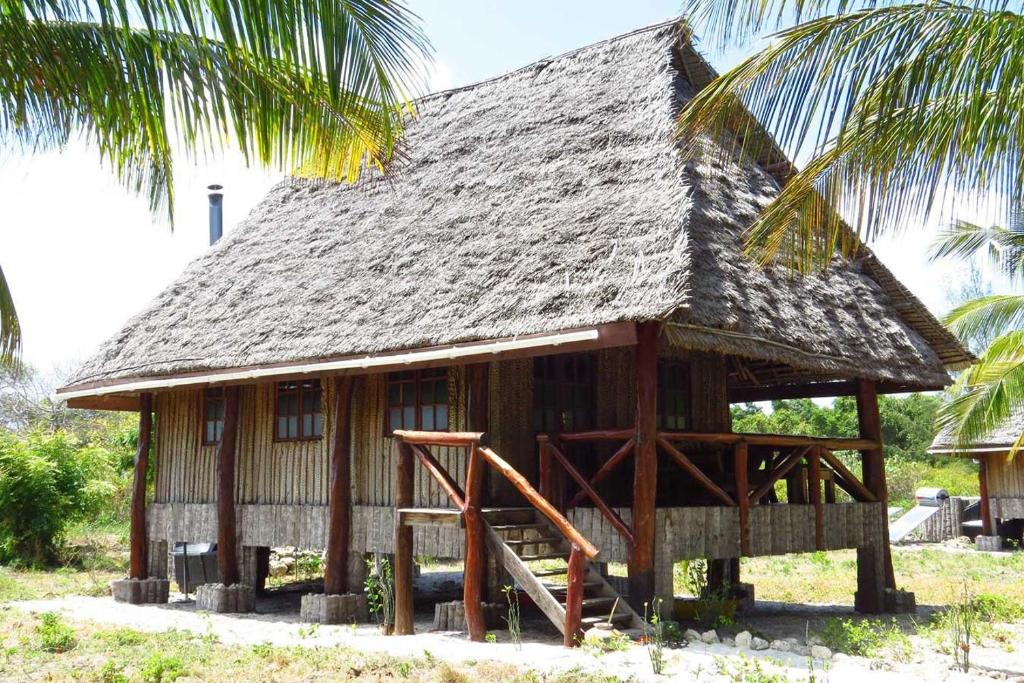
[930,219,1024,281]
[942,294,1024,345]
[0,265,20,365]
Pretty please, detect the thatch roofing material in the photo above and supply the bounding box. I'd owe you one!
[61,20,968,395]
[929,410,1024,455]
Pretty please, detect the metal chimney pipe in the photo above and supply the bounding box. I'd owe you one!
[207,184,224,245]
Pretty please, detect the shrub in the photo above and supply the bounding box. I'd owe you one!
[820,617,911,660]
[141,653,184,683]
[36,612,77,653]
[0,429,124,565]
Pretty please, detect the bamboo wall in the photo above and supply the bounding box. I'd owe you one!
[987,454,1024,500]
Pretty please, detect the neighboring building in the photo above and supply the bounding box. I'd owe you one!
[930,412,1024,548]
[58,20,971,642]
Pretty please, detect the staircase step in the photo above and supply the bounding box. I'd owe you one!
[531,568,568,578]
[490,523,548,532]
[543,580,602,592]
[582,613,632,627]
[580,597,619,611]
[517,552,569,562]
[504,537,563,547]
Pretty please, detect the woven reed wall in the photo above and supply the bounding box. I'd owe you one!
[154,390,217,503]
[988,456,1024,499]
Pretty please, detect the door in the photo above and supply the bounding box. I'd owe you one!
[532,353,597,435]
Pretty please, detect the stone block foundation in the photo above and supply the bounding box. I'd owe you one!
[883,588,916,614]
[111,578,169,604]
[976,535,1004,552]
[195,583,254,613]
[300,593,369,624]
[431,601,505,631]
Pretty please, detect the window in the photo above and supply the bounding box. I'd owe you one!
[657,361,690,430]
[532,354,597,433]
[202,388,225,445]
[275,380,323,441]
[386,368,449,433]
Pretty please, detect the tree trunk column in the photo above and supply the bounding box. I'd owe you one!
[216,386,241,586]
[855,379,895,613]
[979,456,993,536]
[629,321,658,610]
[325,377,354,595]
[394,440,415,635]
[129,393,154,579]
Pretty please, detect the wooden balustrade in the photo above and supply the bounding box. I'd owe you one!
[544,441,634,546]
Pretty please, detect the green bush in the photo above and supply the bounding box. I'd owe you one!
[0,429,125,565]
[36,612,77,653]
[820,617,912,660]
[141,653,184,683]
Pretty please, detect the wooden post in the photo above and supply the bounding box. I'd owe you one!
[538,435,553,502]
[735,441,750,556]
[466,363,496,602]
[564,545,584,647]
[129,392,153,580]
[809,447,824,551]
[463,441,486,641]
[630,321,658,609]
[216,386,240,586]
[325,376,354,595]
[855,379,895,613]
[394,439,415,635]
[979,456,994,536]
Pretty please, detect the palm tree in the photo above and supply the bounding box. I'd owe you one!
[678,1,1024,451]
[931,220,1024,453]
[0,0,430,365]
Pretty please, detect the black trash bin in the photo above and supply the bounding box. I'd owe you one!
[171,542,219,594]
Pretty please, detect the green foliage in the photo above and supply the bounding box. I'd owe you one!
[643,599,665,675]
[0,428,130,565]
[713,654,788,683]
[502,585,522,650]
[36,612,77,653]
[364,556,395,631]
[141,652,184,683]
[820,617,911,660]
[96,659,129,683]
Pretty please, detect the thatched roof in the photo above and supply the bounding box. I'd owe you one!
[60,19,969,397]
[930,410,1024,455]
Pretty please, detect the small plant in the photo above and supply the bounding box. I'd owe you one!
[714,654,787,683]
[364,556,395,633]
[96,659,128,683]
[820,616,911,661]
[141,652,184,683]
[36,612,77,653]
[396,660,413,678]
[643,599,665,675]
[948,582,975,673]
[484,632,497,644]
[251,643,273,658]
[502,585,522,650]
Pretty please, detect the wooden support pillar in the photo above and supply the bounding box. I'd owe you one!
[630,321,658,609]
[855,379,895,613]
[564,545,584,647]
[735,441,751,556]
[394,440,415,635]
[466,363,498,601]
[809,447,824,551]
[129,393,153,579]
[325,376,354,595]
[216,386,240,587]
[463,440,486,641]
[979,456,994,536]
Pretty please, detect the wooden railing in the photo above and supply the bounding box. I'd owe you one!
[540,429,880,557]
[392,430,597,647]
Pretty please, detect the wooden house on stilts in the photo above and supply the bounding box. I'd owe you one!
[59,20,972,644]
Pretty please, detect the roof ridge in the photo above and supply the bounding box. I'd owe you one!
[416,17,686,103]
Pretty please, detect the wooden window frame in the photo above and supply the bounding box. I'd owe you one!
[201,387,225,446]
[385,367,450,435]
[657,360,691,431]
[274,379,324,442]
[532,353,598,434]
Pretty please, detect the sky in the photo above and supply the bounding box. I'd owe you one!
[0,0,1001,379]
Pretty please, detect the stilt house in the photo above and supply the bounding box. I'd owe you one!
[58,20,971,643]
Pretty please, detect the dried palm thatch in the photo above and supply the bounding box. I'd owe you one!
[60,19,968,396]
[930,408,1024,455]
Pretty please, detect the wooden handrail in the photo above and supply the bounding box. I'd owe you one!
[478,446,599,559]
[546,442,635,546]
[557,428,634,442]
[819,449,878,503]
[657,437,736,507]
[748,446,811,503]
[658,430,879,452]
[408,444,466,510]
[392,430,485,447]
[566,438,635,508]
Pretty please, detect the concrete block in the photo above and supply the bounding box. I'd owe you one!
[300,593,369,624]
[976,535,1004,552]
[883,588,917,614]
[431,601,505,631]
[195,583,254,613]
[111,578,169,604]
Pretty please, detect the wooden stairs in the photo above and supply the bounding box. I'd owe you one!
[482,508,644,638]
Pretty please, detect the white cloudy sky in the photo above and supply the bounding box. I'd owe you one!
[0,0,1005,378]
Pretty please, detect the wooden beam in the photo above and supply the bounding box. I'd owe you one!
[728,380,937,404]
[392,430,484,447]
[658,437,737,507]
[979,456,994,536]
[564,545,585,648]
[630,321,658,609]
[394,441,415,635]
[128,393,153,579]
[67,395,140,412]
[409,444,465,510]
[538,435,555,507]
[855,379,895,614]
[558,429,635,442]
[567,438,634,508]
[734,441,751,556]
[216,386,240,586]
[478,446,598,559]
[819,449,878,503]
[548,442,634,545]
[809,447,825,551]
[324,377,354,595]
[748,447,809,504]
[659,430,879,452]
[463,443,486,642]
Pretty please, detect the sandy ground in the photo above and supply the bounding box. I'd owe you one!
[11,586,1024,683]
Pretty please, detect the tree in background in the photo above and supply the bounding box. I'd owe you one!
[0,0,431,366]
[679,0,1024,453]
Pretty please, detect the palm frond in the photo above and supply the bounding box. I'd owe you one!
[0,265,21,367]
[942,294,1024,343]
[678,3,1024,270]
[930,220,1024,281]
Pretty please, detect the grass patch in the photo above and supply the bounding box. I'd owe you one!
[820,617,912,660]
